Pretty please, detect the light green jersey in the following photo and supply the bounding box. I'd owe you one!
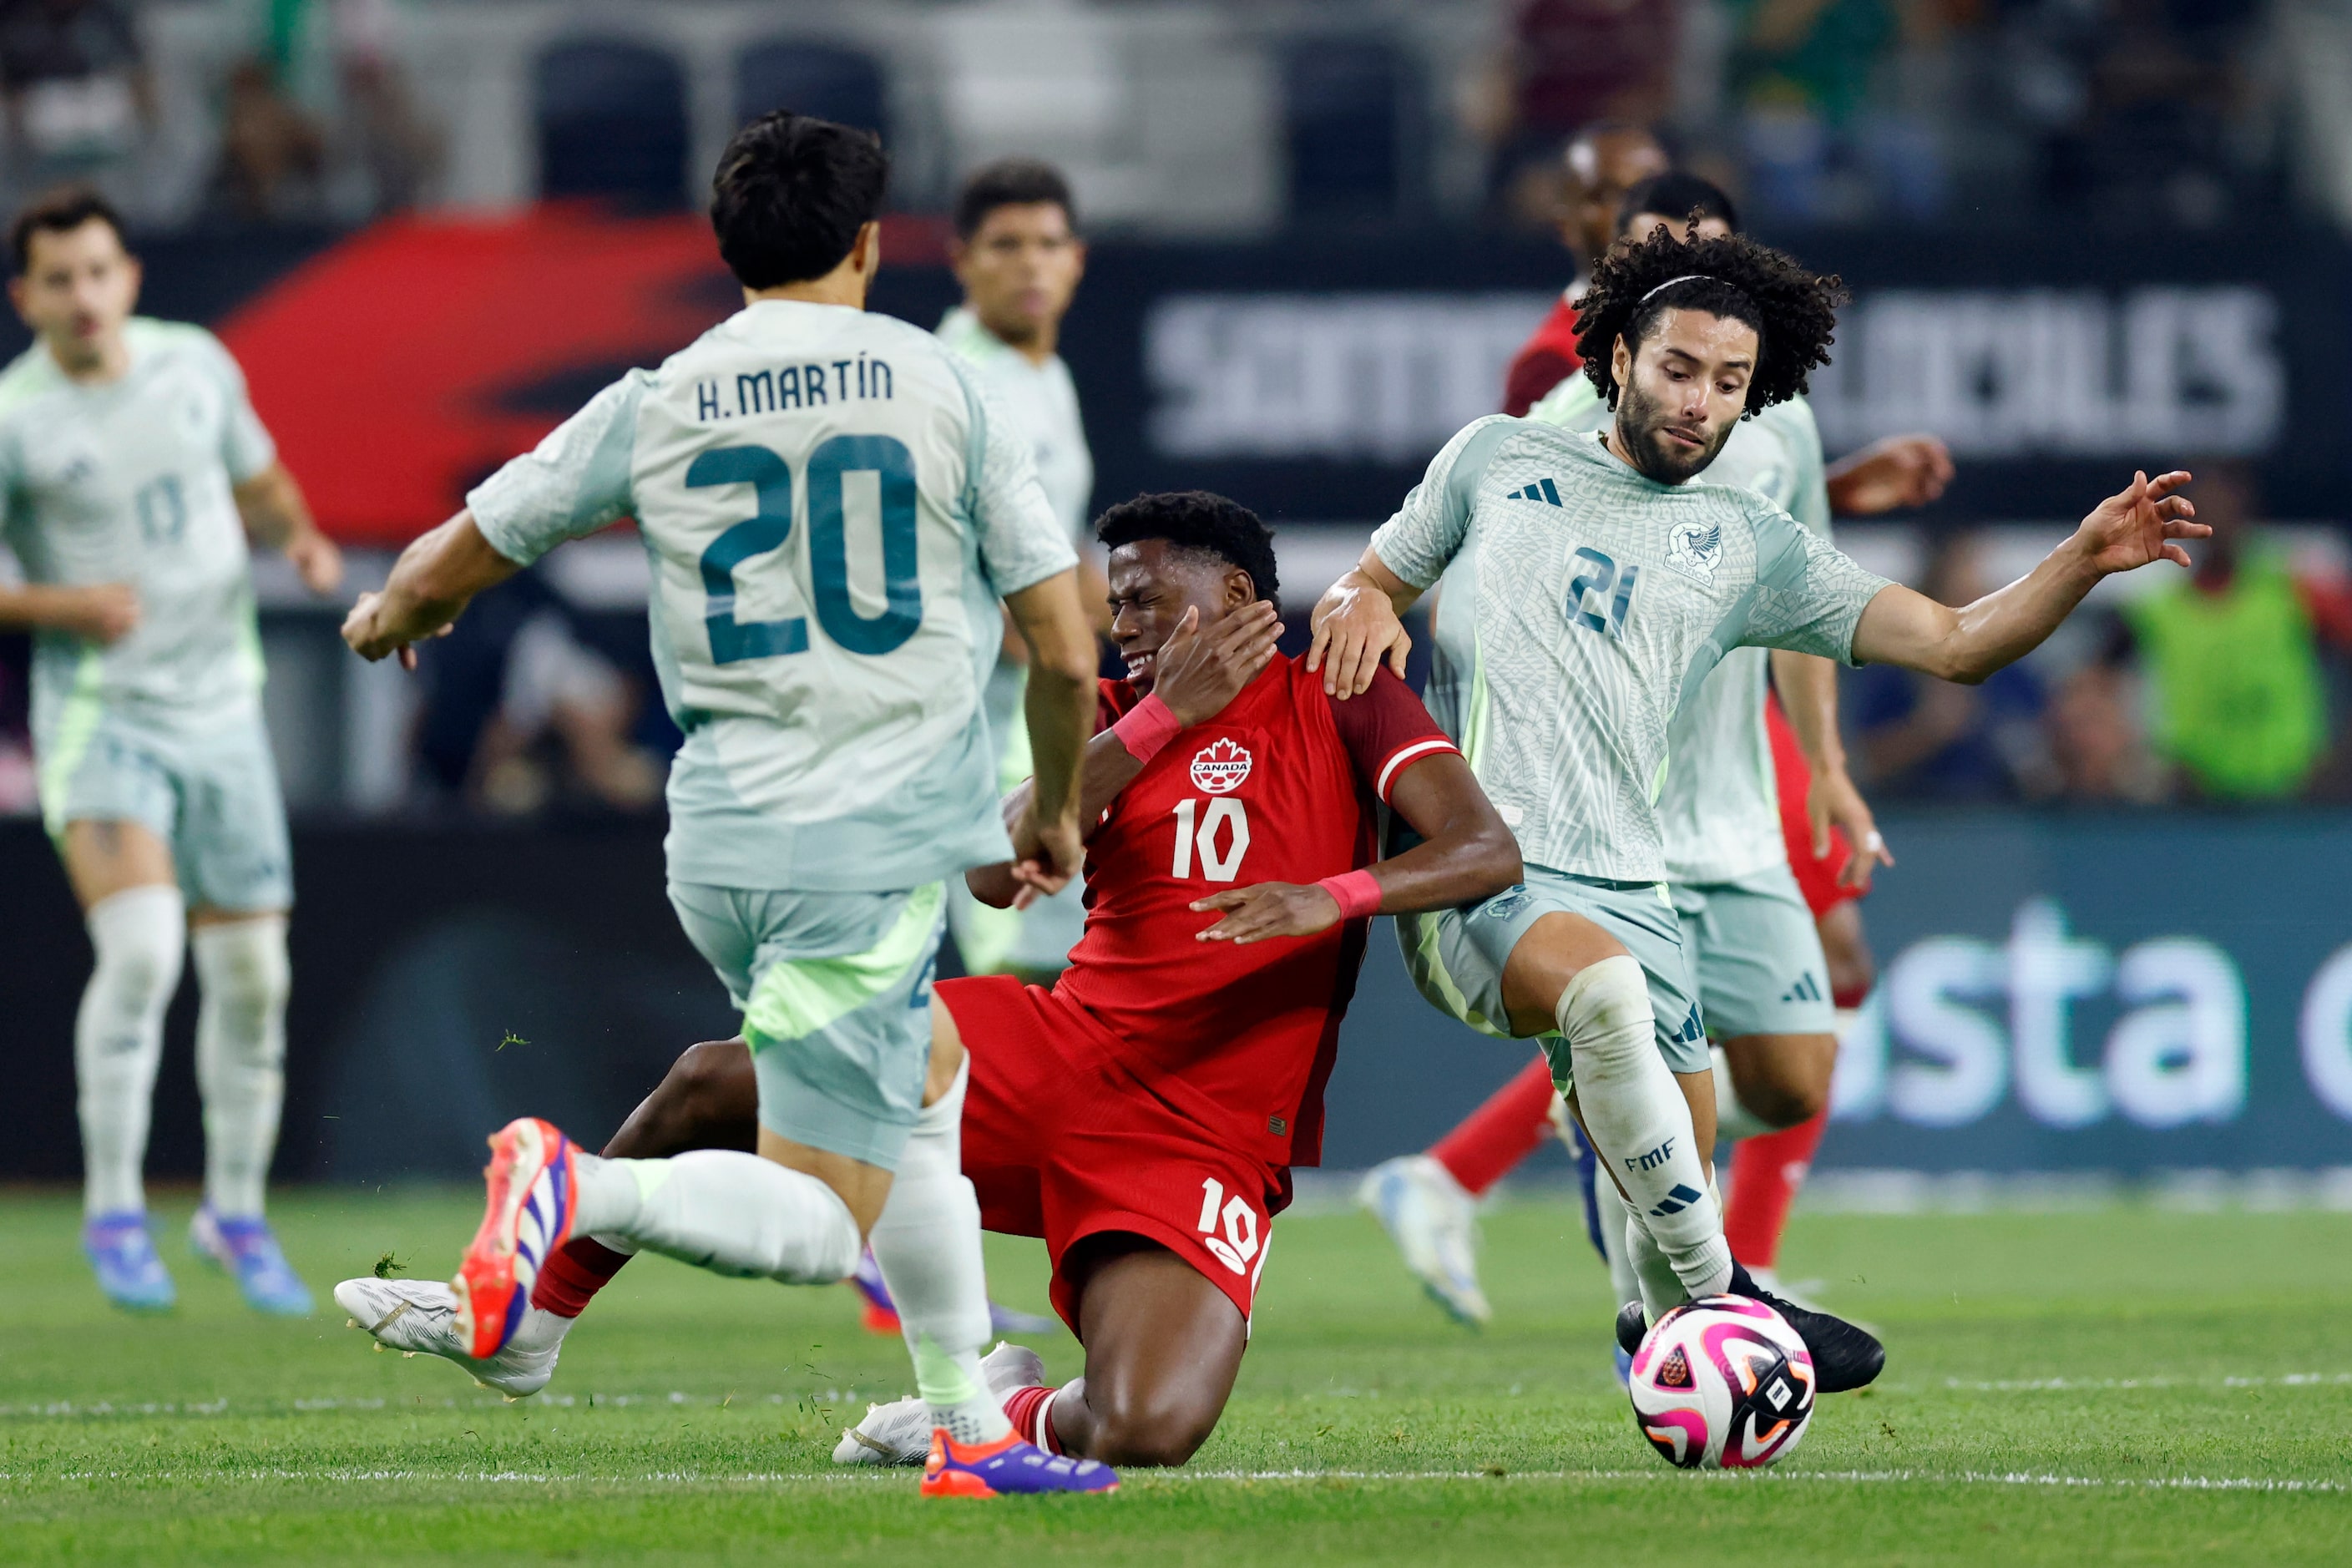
[1528,376,1833,883]
[1369,414,1885,886]
[0,319,276,730]
[936,306,1093,542]
[469,299,1078,894]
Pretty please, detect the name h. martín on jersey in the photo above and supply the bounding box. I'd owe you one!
[695,356,895,422]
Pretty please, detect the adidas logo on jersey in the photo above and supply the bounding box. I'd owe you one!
[1506,478,1564,507]
[1781,973,1823,1004]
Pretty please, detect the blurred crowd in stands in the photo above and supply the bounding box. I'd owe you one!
[1477,0,2287,231]
[0,0,438,224]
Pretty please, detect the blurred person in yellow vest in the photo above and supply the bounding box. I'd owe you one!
[2120,463,2352,801]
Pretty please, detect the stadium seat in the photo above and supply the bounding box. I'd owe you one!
[735,40,890,139]
[535,38,690,208]
[1282,38,1412,221]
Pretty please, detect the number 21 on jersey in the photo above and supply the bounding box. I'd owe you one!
[1171,797,1250,881]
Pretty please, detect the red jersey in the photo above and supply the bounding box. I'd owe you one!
[1502,291,1581,416]
[1053,656,1458,1171]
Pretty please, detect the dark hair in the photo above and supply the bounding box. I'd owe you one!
[10,185,129,274]
[953,158,1075,240]
[710,111,890,290]
[1616,172,1738,238]
[1574,227,1846,415]
[1095,491,1280,606]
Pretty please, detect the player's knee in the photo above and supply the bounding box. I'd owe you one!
[1083,1384,1222,1468]
[672,1038,756,1125]
[85,889,185,1014]
[1730,1037,1834,1126]
[194,918,291,1026]
[1556,953,1652,1069]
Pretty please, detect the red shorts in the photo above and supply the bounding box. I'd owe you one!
[941,974,1279,1333]
[1768,693,1861,920]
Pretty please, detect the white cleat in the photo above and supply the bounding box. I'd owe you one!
[334,1276,567,1398]
[1358,1154,1492,1328]
[832,1341,1049,1467]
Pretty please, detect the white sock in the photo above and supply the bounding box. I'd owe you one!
[76,885,185,1217]
[1711,1044,1774,1142]
[1591,1174,1645,1311]
[1554,956,1731,1298]
[191,917,290,1218]
[569,1149,862,1284]
[867,1060,1013,1445]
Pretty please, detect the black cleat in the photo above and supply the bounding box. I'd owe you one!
[1615,1299,1647,1358]
[1728,1260,1884,1393]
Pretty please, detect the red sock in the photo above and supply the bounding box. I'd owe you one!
[529,1237,633,1318]
[1724,1111,1828,1270]
[1001,1383,1062,1452]
[1429,1055,1558,1196]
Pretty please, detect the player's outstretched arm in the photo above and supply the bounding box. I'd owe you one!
[232,461,342,594]
[1191,750,1520,946]
[341,510,520,670]
[1308,549,1420,698]
[1770,649,1890,891]
[1850,469,2204,685]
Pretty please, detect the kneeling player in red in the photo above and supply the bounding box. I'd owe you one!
[344,492,1522,1467]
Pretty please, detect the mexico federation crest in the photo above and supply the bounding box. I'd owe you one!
[1666,519,1724,585]
[1190,737,1253,794]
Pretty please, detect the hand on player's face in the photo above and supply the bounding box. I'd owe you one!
[1146,601,1282,726]
[1608,311,1755,486]
[1189,882,1343,945]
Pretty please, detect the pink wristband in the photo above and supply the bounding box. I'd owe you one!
[1317,868,1383,921]
[1110,692,1183,763]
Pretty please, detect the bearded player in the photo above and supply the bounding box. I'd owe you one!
[1313,225,2204,1388]
[1362,174,1943,1328]
[336,491,1522,1468]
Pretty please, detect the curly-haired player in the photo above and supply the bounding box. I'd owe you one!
[1313,227,2207,1393]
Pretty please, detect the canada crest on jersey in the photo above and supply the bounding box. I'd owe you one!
[1666,519,1723,585]
[1190,737,1253,794]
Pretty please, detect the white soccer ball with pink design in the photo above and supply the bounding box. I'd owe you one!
[1626,1295,1816,1469]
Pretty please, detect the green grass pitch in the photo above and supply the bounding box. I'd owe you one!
[3,1188,2347,1565]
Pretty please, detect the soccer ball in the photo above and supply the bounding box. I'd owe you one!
[1626,1295,1815,1469]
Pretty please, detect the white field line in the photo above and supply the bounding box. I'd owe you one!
[0,1467,2339,1495]
[8,1371,2349,1421]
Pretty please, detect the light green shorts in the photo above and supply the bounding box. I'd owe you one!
[667,879,945,1171]
[1672,864,1836,1041]
[35,701,292,913]
[1396,864,1709,1087]
[949,661,1086,978]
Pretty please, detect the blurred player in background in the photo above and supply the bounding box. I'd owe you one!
[1500,123,1666,417]
[938,161,1097,984]
[1316,225,2205,1391]
[1363,175,1948,1331]
[337,112,1115,1499]
[345,494,1522,1470]
[0,187,341,1317]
